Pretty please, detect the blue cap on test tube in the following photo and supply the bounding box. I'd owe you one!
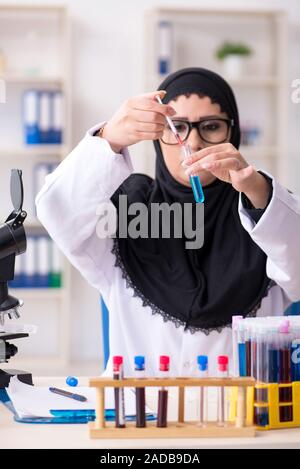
[134,355,145,370]
[197,355,208,371]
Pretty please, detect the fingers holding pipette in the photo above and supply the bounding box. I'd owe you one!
[101,91,176,152]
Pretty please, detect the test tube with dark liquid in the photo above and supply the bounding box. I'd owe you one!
[113,355,126,428]
[278,320,293,422]
[134,355,146,427]
[157,355,170,428]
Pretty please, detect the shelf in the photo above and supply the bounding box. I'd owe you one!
[10,288,67,300]
[153,7,285,17]
[0,74,65,86]
[227,76,282,87]
[150,73,282,88]
[2,360,102,377]
[0,145,67,158]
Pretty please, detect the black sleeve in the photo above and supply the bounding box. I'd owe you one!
[241,172,273,223]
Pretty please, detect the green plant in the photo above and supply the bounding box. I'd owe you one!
[216,41,252,60]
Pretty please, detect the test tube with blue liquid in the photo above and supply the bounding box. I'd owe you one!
[232,315,243,377]
[237,321,246,377]
[182,144,205,203]
[155,94,204,204]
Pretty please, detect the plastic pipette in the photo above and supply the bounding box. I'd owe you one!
[155,95,184,145]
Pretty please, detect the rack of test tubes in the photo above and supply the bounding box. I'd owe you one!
[88,355,255,439]
[231,315,300,430]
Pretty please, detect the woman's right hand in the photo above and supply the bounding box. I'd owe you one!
[101,90,176,153]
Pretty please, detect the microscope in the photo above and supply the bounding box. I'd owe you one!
[0,169,33,387]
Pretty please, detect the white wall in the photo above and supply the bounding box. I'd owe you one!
[1,0,299,368]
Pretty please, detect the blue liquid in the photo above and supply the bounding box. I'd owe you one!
[190,175,205,203]
[238,342,246,377]
[254,409,269,427]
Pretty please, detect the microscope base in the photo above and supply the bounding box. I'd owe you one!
[0,368,33,388]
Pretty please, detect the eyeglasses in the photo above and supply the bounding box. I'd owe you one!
[161,117,235,145]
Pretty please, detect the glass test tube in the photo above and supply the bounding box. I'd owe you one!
[113,355,126,428]
[181,144,205,203]
[197,355,208,427]
[217,355,229,427]
[157,355,170,428]
[134,355,146,428]
[278,320,293,422]
[237,321,246,377]
[254,324,269,427]
[232,316,243,377]
[267,324,279,384]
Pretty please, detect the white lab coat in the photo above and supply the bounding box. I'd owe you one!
[35,124,300,377]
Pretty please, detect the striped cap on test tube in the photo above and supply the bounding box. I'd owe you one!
[197,355,208,371]
[134,355,145,370]
[113,355,123,372]
[217,355,229,372]
[159,355,170,372]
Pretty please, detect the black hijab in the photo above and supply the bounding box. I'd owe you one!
[111,68,271,334]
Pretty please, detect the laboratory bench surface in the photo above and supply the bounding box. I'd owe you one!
[1,376,300,449]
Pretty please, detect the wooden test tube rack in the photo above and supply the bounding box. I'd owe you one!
[89,376,256,439]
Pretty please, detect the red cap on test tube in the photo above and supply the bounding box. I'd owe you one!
[159,355,170,372]
[217,355,229,372]
[113,355,123,372]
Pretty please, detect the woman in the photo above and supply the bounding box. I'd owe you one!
[36,68,300,376]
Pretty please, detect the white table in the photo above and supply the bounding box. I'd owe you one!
[1,376,300,449]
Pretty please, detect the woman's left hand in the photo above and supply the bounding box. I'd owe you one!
[183,143,271,209]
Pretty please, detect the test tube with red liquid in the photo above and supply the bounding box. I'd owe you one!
[113,356,126,428]
[157,355,170,427]
[134,355,146,428]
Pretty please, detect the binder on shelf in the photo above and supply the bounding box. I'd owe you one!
[50,242,62,288]
[36,236,50,288]
[51,91,63,144]
[39,91,52,144]
[157,21,172,75]
[33,162,57,214]
[23,90,39,144]
[9,235,62,290]
[11,253,24,288]
[22,89,64,145]
[23,236,36,288]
